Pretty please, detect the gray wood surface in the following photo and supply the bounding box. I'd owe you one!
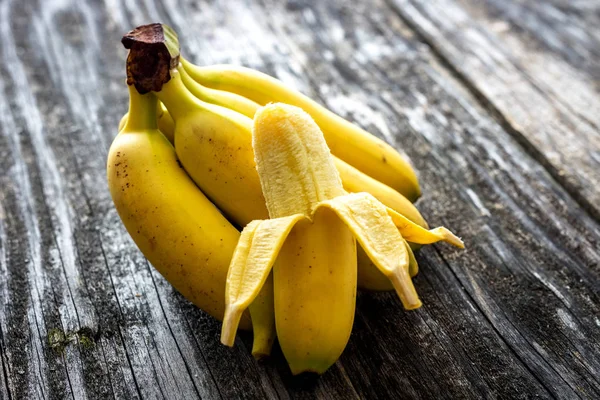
[390,0,600,220]
[0,0,599,398]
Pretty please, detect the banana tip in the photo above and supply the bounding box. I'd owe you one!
[220,307,242,347]
[449,235,465,249]
[251,351,271,360]
[389,272,421,310]
[219,326,236,347]
[404,300,422,310]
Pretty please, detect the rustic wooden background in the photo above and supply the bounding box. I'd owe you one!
[1,0,599,398]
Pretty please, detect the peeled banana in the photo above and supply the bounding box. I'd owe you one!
[221,103,464,374]
[222,103,421,374]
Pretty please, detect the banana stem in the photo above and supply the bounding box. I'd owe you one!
[120,24,211,122]
[153,69,201,121]
[122,85,158,132]
[121,23,180,94]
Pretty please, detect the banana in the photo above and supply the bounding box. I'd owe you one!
[222,103,424,374]
[107,84,251,330]
[220,104,465,373]
[181,58,421,201]
[122,24,279,357]
[273,213,356,375]
[221,104,463,373]
[155,68,270,225]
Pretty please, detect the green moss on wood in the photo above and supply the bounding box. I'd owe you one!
[47,327,96,353]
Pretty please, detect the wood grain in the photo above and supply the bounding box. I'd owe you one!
[0,0,599,398]
[388,0,600,221]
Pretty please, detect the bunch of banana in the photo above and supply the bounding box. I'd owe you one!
[107,23,463,373]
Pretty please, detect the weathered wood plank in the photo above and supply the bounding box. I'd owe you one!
[467,0,600,79]
[0,3,89,398]
[0,0,599,398]
[387,0,600,222]
[456,0,600,149]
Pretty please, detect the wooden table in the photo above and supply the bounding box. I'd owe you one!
[1,0,599,398]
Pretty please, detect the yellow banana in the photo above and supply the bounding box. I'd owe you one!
[181,58,421,201]
[222,103,423,374]
[107,84,251,330]
[122,25,278,356]
[154,68,270,225]
[273,213,357,375]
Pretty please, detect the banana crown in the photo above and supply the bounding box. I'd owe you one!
[221,103,464,346]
